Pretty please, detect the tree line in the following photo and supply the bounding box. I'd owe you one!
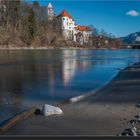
[0,0,59,47]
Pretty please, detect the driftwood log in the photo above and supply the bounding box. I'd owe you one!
[0,106,36,134]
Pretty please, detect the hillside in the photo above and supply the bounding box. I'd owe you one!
[120,31,140,44]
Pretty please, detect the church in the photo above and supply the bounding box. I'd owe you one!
[47,3,92,45]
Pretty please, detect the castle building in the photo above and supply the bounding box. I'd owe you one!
[47,3,92,45]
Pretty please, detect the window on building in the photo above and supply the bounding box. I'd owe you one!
[63,18,65,20]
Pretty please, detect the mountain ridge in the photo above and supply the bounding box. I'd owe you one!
[120,31,140,44]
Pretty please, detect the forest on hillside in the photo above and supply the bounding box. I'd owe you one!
[0,0,121,48]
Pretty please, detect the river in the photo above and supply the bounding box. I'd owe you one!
[0,49,140,108]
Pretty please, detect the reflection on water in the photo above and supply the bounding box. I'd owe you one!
[0,49,140,107]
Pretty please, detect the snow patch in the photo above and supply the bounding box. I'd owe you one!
[136,36,140,42]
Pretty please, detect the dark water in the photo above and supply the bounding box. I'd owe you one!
[0,49,140,107]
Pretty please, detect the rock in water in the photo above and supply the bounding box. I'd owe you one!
[42,104,63,116]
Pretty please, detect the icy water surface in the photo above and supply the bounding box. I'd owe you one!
[0,49,140,107]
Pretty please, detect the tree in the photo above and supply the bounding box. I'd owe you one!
[2,0,20,28]
[32,1,40,22]
[12,0,20,29]
[33,1,39,9]
[28,8,36,44]
[20,5,37,46]
[93,27,99,37]
[100,28,108,37]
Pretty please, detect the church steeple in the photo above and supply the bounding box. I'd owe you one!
[47,2,54,21]
[48,2,53,8]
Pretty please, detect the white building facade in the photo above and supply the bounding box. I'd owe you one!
[47,3,92,45]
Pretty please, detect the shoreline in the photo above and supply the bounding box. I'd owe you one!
[59,71,119,105]
[0,46,120,50]
[2,62,140,136]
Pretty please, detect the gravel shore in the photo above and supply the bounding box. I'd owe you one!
[2,62,140,136]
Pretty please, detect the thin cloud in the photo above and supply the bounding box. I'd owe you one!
[126,10,140,17]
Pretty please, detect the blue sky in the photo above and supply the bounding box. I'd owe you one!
[27,0,140,37]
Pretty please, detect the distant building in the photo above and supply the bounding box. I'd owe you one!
[47,3,92,45]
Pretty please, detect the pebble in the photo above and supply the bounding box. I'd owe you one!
[35,108,41,115]
[130,119,137,124]
[104,104,109,107]
[136,104,140,108]
[123,118,127,121]
[135,115,140,118]
[118,127,138,136]
[130,114,140,124]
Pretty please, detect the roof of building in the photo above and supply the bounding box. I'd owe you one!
[47,3,53,8]
[56,10,72,19]
[76,26,91,31]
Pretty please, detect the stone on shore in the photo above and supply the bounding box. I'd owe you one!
[131,127,138,136]
[119,127,138,136]
[42,104,63,116]
[136,104,140,108]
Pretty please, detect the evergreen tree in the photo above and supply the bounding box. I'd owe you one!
[12,0,20,28]
[33,1,39,9]
[20,4,37,46]
[27,7,36,45]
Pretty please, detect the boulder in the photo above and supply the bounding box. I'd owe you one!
[42,104,63,116]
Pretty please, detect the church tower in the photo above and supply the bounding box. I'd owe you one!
[47,3,54,21]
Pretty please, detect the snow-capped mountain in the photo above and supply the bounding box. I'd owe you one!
[120,32,140,44]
